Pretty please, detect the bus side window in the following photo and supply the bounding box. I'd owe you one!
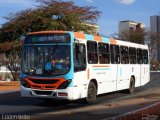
[87,41,98,64]
[143,49,148,64]
[98,43,110,64]
[110,45,120,64]
[74,43,86,72]
[115,45,120,64]
[120,46,129,64]
[129,47,136,64]
[137,48,143,64]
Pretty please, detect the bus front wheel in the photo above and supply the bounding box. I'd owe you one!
[85,81,97,104]
[128,77,135,94]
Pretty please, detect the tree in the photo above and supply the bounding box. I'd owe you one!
[0,0,101,42]
[0,41,21,81]
[112,27,146,44]
[0,0,101,81]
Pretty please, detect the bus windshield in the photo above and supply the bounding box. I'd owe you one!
[22,45,70,76]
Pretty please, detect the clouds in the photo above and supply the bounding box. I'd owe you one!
[116,0,136,5]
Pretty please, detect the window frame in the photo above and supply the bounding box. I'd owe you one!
[98,42,110,64]
[74,42,87,72]
[87,41,98,64]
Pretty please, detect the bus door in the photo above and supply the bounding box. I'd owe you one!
[141,49,149,85]
[137,48,143,86]
[117,46,130,90]
[73,42,87,98]
[110,45,119,92]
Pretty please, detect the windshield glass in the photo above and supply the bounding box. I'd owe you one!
[22,45,70,76]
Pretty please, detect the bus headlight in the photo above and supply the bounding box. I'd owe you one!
[57,80,72,89]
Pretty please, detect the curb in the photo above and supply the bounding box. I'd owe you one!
[103,101,160,120]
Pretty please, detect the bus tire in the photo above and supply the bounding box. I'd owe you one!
[85,81,97,104]
[128,77,135,94]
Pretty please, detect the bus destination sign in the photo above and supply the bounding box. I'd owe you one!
[25,34,70,44]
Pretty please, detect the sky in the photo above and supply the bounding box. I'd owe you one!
[0,0,159,36]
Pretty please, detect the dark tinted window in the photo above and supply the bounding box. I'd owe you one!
[110,45,120,64]
[74,43,86,72]
[137,48,143,64]
[98,43,110,64]
[87,41,98,64]
[129,47,136,64]
[121,46,129,64]
[143,49,148,64]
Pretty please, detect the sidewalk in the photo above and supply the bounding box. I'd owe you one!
[113,102,160,120]
[0,81,20,91]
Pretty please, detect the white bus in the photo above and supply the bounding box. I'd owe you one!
[20,31,150,103]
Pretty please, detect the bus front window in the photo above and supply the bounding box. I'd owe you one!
[22,45,70,76]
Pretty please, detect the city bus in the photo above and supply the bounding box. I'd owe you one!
[19,31,150,103]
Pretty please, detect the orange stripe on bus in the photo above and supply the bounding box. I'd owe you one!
[87,69,90,80]
[110,38,117,44]
[24,77,65,90]
[94,35,102,41]
[92,65,110,68]
[28,31,65,35]
[74,32,85,39]
[144,67,145,74]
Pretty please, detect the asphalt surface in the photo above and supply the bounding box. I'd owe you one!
[0,72,160,120]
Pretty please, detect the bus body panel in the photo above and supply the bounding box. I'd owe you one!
[20,31,150,101]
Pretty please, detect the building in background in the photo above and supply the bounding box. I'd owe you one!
[78,22,99,35]
[150,16,160,64]
[119,20,145,34]
[85,22,99,35]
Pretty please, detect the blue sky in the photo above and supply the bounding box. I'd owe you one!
[0,0,159,36]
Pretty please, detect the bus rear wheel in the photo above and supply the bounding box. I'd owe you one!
[128,77,135,94]
[85,81,97,104]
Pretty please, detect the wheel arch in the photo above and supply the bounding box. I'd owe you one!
[131,75,135,82]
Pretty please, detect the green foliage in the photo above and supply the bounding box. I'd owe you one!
[0,0,101,43]
[0,0,101,80]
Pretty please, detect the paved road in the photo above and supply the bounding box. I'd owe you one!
[0,72,160,120]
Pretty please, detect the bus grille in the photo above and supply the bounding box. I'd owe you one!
[24,77,65,90]
[29,79,59,84]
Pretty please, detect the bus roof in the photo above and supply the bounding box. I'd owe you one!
[28,31,148,49]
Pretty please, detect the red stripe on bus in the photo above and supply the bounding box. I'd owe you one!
[87,69,90,80]
[28,31,65,35]
[74,32,85,39]
[94,35,102,42]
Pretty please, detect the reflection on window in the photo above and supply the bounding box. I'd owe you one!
[137,48,143,64]
[98,43,110,64]
[87,41,98,64]
[110,45,120,64]
[143,50,148,64]
[22,45,70,76]
[121,46,129,64]
[129,47,136,64]
[74,43,86,72]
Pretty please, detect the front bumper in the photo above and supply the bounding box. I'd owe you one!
[20,86,73,100]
